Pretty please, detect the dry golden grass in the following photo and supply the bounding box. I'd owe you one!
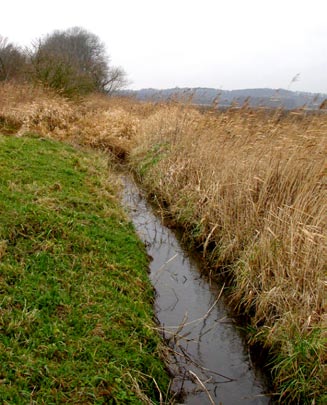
[0,82,140,157]
[132,104,326,327]
[0,82,75,135]
[1,82,326,402]
[130,104,327,403]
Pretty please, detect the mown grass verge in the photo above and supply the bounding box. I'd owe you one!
[0,134,170,404]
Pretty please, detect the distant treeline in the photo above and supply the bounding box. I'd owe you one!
[122,87,327,110]
[0,27,127,97]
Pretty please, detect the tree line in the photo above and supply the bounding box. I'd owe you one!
[0,27,127,97]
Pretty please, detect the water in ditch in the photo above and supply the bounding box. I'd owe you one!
[121,175,272,404]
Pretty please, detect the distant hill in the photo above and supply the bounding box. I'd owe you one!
[120,87,327,110]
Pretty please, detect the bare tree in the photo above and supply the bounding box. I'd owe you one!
[101,66,129,94]
[29,27,127,96]
[0,36,26,81]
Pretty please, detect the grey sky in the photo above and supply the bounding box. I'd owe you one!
[2,0,327,93]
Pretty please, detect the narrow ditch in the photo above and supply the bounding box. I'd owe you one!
[121,174,272,404]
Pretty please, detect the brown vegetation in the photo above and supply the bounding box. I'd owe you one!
[130,104,327,403]
[1,82,326,403]
[0,82,138,156]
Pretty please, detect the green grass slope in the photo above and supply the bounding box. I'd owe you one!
[0,135,169,404]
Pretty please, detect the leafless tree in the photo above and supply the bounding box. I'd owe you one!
[102,66,129,94]
[0,36,26,81]
[29,27,127,96]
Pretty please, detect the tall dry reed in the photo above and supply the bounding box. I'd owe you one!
[1,82,326,402]
[130,104,327,403]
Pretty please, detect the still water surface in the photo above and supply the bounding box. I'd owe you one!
[121,175,271,404]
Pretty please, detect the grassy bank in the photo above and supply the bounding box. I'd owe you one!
[129,105,327,403]
[1,82,326,403]
[0,134,170,403]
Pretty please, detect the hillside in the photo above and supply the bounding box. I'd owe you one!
[123,87,327,109]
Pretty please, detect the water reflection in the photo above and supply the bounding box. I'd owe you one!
[121,175,271,405]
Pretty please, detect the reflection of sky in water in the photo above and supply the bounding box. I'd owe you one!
[122,176,271,405]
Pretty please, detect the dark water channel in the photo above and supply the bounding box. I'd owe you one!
[121,175,271,404]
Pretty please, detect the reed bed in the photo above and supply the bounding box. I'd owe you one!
[130,104,327,403]
[1,82,326,402]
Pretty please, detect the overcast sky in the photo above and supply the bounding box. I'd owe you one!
[2,0,327,93]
